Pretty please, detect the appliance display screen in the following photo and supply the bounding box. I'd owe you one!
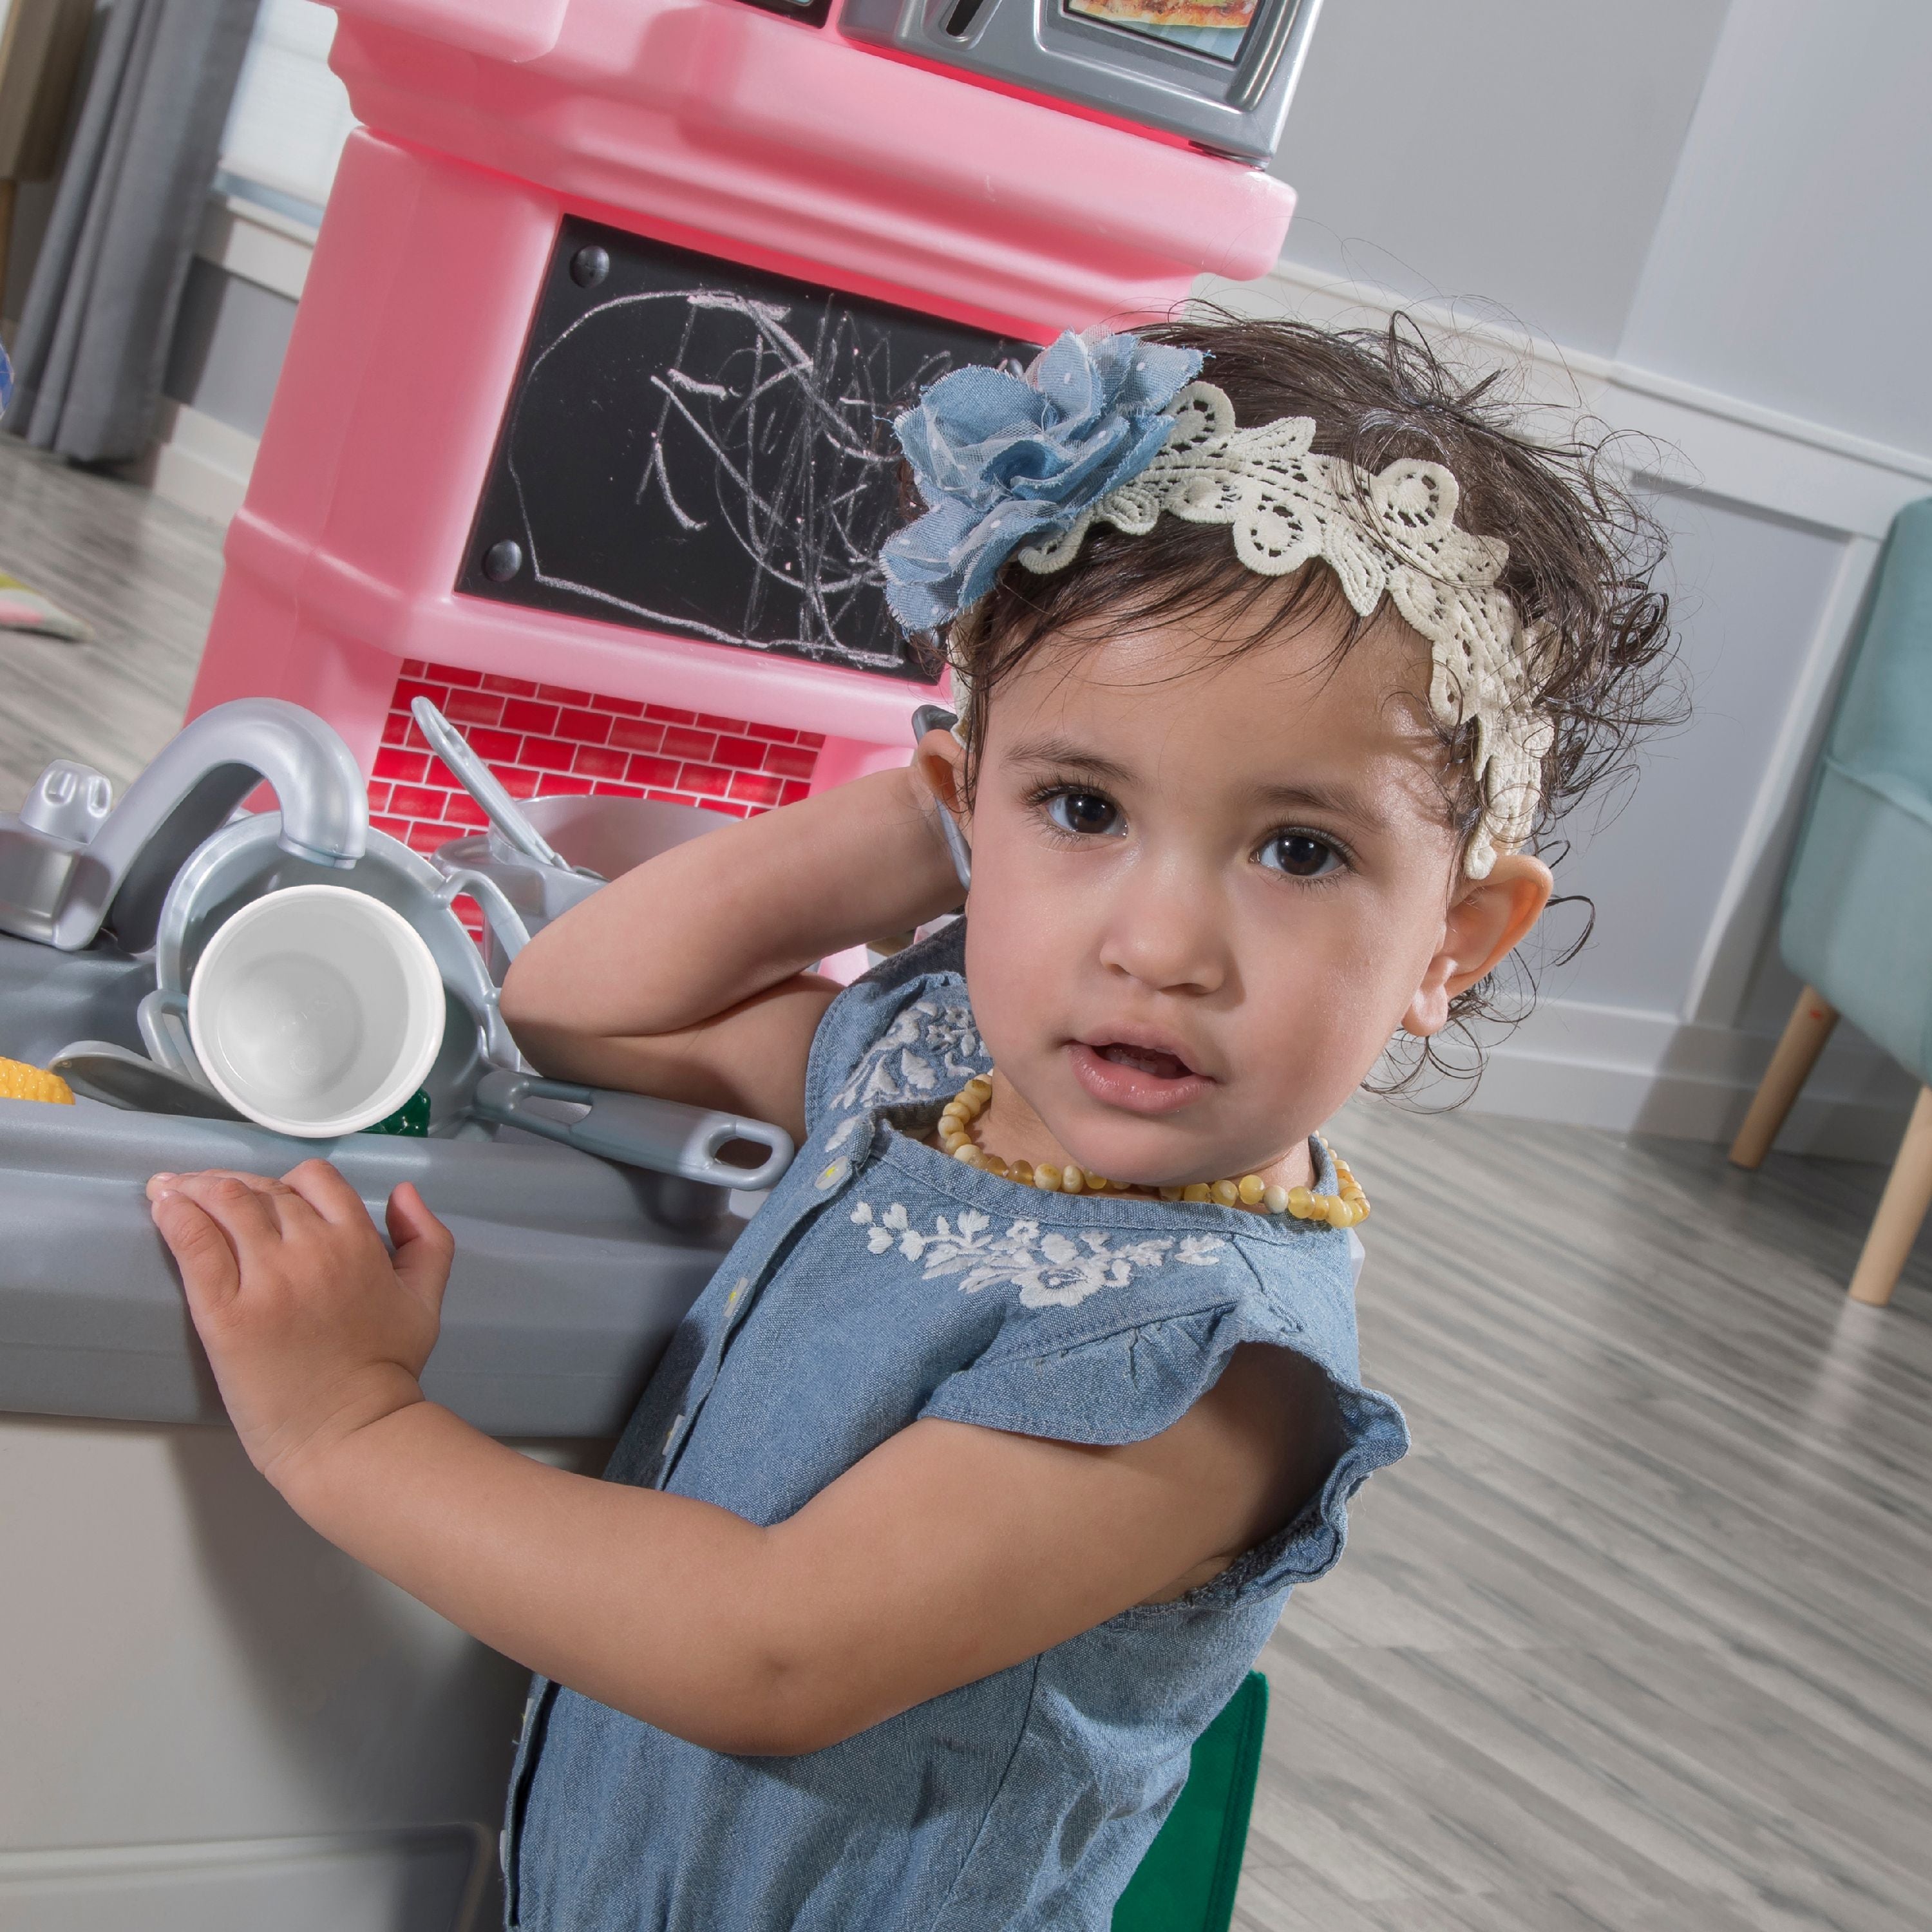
[1061,0,1256,64]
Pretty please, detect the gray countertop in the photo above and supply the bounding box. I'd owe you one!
[0,934,736,1437]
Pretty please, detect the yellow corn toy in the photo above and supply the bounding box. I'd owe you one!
[0,1056,75,1104]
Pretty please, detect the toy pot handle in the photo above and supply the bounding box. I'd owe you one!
[471,1070,794,1192]
[137,989,214,1088]
[434,867,531,963]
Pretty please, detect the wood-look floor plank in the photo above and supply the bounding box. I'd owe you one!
[0,437,218,804]
[1245,1100,1932,1930]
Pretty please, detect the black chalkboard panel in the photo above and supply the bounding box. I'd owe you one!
[460,218,1034,682]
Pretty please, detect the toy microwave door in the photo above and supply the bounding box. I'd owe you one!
[840,0,1326,162]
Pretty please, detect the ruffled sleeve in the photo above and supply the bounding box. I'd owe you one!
[917,1231,1408,1599]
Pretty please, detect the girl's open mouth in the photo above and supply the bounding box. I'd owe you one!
[1066,1039,1215,1115]
[1097,1042,1193,1080]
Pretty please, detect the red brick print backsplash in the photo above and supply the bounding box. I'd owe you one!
[374,659,822,866]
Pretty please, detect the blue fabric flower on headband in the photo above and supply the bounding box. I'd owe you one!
[881,328,1204,632]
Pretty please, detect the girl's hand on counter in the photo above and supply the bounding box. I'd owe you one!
[146,1161,453,1490]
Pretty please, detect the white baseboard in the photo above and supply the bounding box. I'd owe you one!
[1458,995,1917,1164]
[135,399,258,526]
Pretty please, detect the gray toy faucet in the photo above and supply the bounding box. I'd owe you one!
[20,699,370,954]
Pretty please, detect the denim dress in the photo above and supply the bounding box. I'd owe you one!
[503,923,1408,1931]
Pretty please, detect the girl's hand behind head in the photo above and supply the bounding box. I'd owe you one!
[922,591,1549,1193]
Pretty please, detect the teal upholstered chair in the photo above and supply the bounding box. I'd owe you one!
[1730,497,1932,1305]
[1113,1672,1268,1932]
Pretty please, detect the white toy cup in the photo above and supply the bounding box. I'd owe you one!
[186,884,446,1137]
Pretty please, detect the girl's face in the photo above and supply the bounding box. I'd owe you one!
[934,595,1551,1189]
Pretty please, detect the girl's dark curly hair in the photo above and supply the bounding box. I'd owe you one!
[932,310,1683,1101]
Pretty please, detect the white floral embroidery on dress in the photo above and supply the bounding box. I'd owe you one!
[851,1201,1226,1309]
[826,992,987,1151]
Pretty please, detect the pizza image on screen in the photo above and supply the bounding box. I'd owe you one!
[1064,0,1257,59]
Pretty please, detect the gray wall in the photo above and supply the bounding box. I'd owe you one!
[1544,486,1848,1018]
[1278,0,1932,440]
[1273,0,1734,353]
[1271,0,1932,1148]
[1620,0,1932,451]
[164,254,298,440]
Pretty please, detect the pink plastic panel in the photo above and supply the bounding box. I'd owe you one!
[332,0,572,63]
[329,0,1295,342]
[192,135,950,766]
[191,8,1295,813]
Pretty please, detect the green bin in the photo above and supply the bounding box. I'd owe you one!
[1113,1671,1267,1932]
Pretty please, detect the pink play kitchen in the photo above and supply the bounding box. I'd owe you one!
[0,1,1316,1925]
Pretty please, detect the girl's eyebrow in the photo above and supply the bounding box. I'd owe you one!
[1003,735,1136,788]
[1251,779,1392,832]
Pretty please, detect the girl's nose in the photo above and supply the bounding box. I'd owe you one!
[1094,862,1231,997]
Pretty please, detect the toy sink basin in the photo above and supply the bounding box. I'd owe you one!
[156,811,524,1123]
[0,931,741,1438]
[435,791,728,978]
[509,791,727,882]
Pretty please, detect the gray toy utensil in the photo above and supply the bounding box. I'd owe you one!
[48,1041,245,1121]
[413,697,602,881]
[473,1069,793,1193]
[912,704,972,893]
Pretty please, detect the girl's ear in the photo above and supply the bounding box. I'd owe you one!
[914,726,969,830]
[1401,852,1553,1038]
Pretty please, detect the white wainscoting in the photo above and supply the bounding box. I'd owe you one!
[1204,260,1932,1159]
[137,394,261,527]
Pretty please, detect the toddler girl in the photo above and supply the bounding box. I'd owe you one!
[147,315,1671,1931]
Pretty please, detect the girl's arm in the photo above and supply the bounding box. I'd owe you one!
[498,750,965,1139]
[147,1162,1334,1757]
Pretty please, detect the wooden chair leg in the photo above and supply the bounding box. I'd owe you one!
[1730,987,1839,1169]
[1848,1085,1932,1307]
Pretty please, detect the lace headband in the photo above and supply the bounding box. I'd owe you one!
[881,329,1554,878]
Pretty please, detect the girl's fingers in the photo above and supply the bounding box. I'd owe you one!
[279,1157,372,1227]
[386,1182,455,1312]
[156,1169,334,1241]
[149,1190,243,1311]
[162,1171,295,1257]
[149,1168,279,1203]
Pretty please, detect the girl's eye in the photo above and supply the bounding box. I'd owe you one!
[1259,831,1343,880]
[1045,790,1123,838]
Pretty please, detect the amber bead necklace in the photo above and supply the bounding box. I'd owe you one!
[934,1074,1369,1229]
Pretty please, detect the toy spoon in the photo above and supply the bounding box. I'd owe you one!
[412,697,602,880]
